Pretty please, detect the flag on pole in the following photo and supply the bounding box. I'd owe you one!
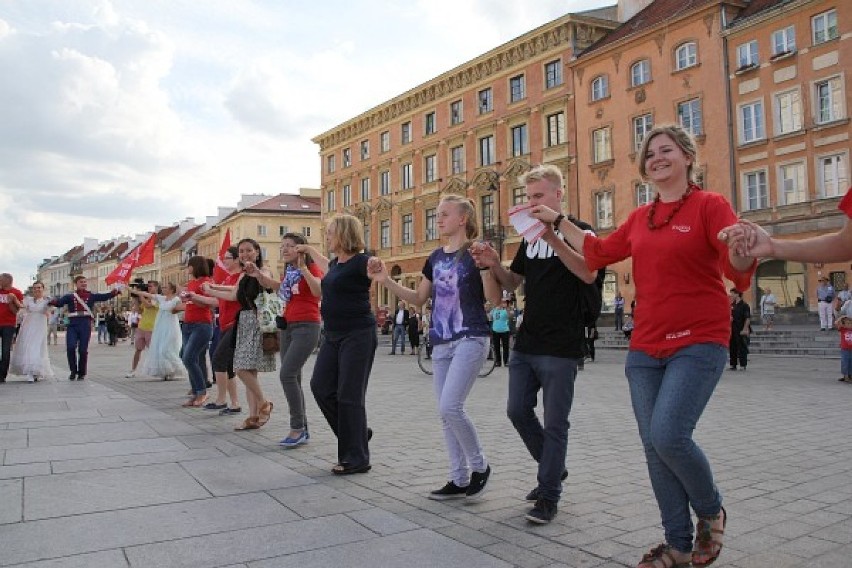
[212,228,232,284]
[105,233,157,285]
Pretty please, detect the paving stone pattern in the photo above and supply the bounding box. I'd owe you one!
[0,338,850,567]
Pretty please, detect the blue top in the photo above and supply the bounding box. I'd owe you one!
[320,253,376,332]
[53,289,117,318]
[490,307,510,333]
[422,247,490,345]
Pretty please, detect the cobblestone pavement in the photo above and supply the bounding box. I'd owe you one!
[0,335,850,567]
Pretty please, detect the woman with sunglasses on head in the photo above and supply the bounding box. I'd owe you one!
[201,239,275,430]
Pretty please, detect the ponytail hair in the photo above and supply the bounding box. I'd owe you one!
[440,194,479,240]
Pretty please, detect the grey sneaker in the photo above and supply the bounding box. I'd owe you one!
[428,481,469,501]
[525,498,558,524]
[465,465,491,501]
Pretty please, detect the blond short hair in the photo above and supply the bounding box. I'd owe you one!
[638,124,698,183]
[518,164,563,189]
[440,194,479,240]
[327,214,365,254]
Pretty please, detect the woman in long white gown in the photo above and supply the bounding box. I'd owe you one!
[10,281,54,382]
[132,283,186,379]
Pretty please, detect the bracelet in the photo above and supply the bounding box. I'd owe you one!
[552,213,565,232]
[478,266,490,272]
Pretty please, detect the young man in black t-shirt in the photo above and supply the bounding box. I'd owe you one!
[474,165,597,524]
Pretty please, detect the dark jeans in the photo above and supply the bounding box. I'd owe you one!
[507,350,577,503]
[0,326,15,379]
[66,319,92,375]
[182,322,213,395]
[311,327,377,467]
[728,332,748,368]
[615,308,624,330]
[491,331,510,365]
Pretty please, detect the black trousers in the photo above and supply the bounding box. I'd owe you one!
[729,332,749,368]
[0,326,15,380]
[492,331,510,365]
[311,327,377,467]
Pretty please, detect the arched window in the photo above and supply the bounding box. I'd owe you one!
[631,59,651,87]
[675,42,698,70]
[591,75,609,101]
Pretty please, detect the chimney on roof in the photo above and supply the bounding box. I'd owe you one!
[237,194,267,209]
[299,187,321,198]
[217,206,236,220]
[179,217,197,233]
[618,0,653,22]
[83,237,99,253]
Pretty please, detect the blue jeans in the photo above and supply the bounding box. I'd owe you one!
[391,324,406,354]
[626,343,726,554]
[182,322,213,395]
[842,348,852,376]
[432,336,489,486]
[507,351,577,503]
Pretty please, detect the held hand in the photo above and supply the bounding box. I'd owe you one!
[294,244,312,256]
[470,241,499,269]
[366,256,387,282]
[740,329,750,336]
[528,204,559,224]
[297,253,307,269]
[243,262,259,277]
[200,282,211,294]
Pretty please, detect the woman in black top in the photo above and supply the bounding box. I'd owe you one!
[299,214,379,475]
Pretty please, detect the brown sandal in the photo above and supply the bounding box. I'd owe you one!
[637,544,691,568]
[257,401,274,427]
[234,416,260,431]
[692,506,727,567]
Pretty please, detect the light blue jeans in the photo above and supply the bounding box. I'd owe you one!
[391,324,407,354]
[432,336,489,486]
[626,343,726,554]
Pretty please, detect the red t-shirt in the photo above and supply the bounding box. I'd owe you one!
[284,263,322,323]
[218,272,241,330]
[583,189,756,358]
[0,287,23,326]
[841,328,852,350]
[184,277,213,324]
[839,187,852,218]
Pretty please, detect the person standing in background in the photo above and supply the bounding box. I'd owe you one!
[614,292,625,331]
[0,273,23,383]
[389,300,409,355]
[489,300,511,367]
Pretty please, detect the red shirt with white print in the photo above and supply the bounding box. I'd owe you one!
[0,287,23,326]
[839,187,852,218]
[184,277,213,324]
[583,187,756,358]
[840,327,852,350]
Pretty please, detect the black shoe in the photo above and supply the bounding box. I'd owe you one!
[219,407,242,416]
[68,373,76,381]
[526,469,569,501]
[729,366,737,371]
[367,427,373,442]
[205,381,213,389]
[526,498,558,524]
[77,375,85,381]
[465,465,491,500]
[428,481,469,501]
[494,363,501,367]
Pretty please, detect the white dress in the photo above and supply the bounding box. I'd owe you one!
[141,295,186,378]
[10,297,55,378]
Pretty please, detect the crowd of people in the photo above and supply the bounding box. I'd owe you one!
[2,123,851,568]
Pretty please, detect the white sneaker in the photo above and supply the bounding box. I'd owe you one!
[125,371,136,378]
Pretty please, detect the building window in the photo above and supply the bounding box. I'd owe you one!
[743,170,769,210]
[481,193,495,231]
[630,60,651,87]
[380,170,390,195]
[303,227,312,238]
[380,219,390,248]
[360,177,370,202]
[278,225,289,237]
[342,184,351,206]
[402,214,413,245]
[401,121,411,144]
[674,42,697,70]
[327,155,336,173]
[512,187,527,205]
[424,154,437,183]
[737,40,759,69]
[257,225,267,237]
[591,75,608,101]
[812,9,838,45]
[633,114,654,152]
[450,100,463,125]
[360,140,369,161]
[326,190,336,212]
[401,163,413,190]
[478,88,493,114]
[771,25,796,56]
[544,59,562,89]
[779,162,806,205]
[451,145,465,174]
[511,124,529,157]
[595,191,613,229]
[424,111,436,135]
[677,98,703,136]
[774,89,802,134]
[425,208,437,240]
[380,131,390,153]
[815,77,843,124]
[342,148,351,167]
[636,182,652,206]
[479,135,495,166]
[592,127,612,163]
[739,101,765,143]
[546,112,566,147]
[509,74,526,102]
[818,153,848,198]
[363,223,370,250]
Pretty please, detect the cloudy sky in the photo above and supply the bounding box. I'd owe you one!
[0,0,612,287]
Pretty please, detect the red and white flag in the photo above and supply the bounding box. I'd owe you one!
[212,228,232,284]
[105,233,157,285]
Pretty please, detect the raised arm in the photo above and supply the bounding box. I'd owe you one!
[470,241,524,293]
[295,244,329,274]
[367,257,431,306]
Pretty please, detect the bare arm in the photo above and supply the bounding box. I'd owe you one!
[539,227,596,284]
[470,241,524,292]
[296,245,329,274]
[367,257,431,306]
[480,268,505,307]
[202,277,240,301]
[300,264,322,297]
[721,218,852,263]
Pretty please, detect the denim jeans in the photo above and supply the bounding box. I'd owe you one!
[842,348,852,376]
[279,322,320,430]
[626,343,726,554]
[391,324,406,354]
[432,336,489,486]
[182,322,213,395]
[507,350,577,503]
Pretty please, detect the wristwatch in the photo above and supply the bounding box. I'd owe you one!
[552,213,565,232]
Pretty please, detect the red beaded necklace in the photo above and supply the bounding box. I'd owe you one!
[647,185,696,230]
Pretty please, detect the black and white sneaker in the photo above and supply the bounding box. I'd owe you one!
[428,481,469,501]
[525,498,558,524]
[465,465,491,501]
[525,469,569,501]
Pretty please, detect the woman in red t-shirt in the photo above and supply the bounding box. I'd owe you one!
[538,125,755,568]
[177,256,214,407]
[253,232,323,448]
